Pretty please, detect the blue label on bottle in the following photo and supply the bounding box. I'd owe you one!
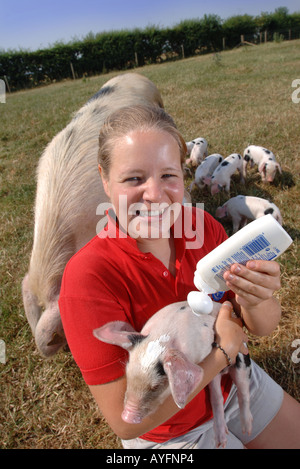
[211,291,225,301]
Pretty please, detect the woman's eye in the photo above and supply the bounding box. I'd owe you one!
[124,176,141,183]
[162,173,175,179]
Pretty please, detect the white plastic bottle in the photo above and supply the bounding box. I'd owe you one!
[188,214,293,315]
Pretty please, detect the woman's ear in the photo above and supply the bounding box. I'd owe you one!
[98,164,110,198]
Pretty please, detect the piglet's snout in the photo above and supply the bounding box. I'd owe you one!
[211,184,220,195]
[122,406,143,424]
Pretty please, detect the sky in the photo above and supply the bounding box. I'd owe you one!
[0,0,299,52]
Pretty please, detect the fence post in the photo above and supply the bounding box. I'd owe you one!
[4,75,11,94]
[289,29,291,40]
[181,44,185,59]
[70,62,76,80]
[222,37,226,50]
[241,35,244,44]
[134,51,138,67]
[264,30,268,43]
[0,79,5,103]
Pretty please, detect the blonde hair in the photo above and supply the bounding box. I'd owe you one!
[98,105,187,177]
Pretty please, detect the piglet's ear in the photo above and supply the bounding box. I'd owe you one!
[258,162,266,173]
[163,349,204,409]
[93,321,140,350]
[215,206,226,218]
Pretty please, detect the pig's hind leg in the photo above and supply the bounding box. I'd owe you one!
[229,353,253,436]
[22,273,42,333]
[209,374,229,448]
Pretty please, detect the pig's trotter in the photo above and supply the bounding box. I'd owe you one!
[214,421,229,449]
[241,407,253,435]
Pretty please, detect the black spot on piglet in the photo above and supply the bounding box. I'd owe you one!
[155,361,166,376]
[264,208,274,215]
[235,353,252,377]
[128,334,147,346]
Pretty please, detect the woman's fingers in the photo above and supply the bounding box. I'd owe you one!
[223,260,281,307]
[215,301,248,361]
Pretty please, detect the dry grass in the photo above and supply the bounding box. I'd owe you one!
[0,40,299,448]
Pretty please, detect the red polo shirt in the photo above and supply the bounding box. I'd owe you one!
[59,206,233,443]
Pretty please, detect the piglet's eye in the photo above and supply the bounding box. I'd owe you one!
[155,361,166,376]
[150,384,160,392]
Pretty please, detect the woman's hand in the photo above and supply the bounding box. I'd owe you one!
[223,260,282,336]
[214,301,248,364]
[223,260,281,310]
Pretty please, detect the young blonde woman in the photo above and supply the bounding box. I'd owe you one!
[59,105,300,449]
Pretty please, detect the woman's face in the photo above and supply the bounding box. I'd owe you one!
[101,129,185,240]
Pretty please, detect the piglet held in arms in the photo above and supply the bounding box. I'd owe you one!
[93,300,252,448]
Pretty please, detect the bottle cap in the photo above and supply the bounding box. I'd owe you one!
[187,291,213,315]
[194,271,218,294]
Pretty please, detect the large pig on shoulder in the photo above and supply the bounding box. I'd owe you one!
[22,73,164,358]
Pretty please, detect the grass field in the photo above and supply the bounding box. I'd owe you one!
[1,39,300,449]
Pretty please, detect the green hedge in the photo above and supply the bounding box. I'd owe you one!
[1,8,300,91]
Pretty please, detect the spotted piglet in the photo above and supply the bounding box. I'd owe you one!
[216,195,283,233]
[189,154,223,191]
[243,145,282,182]
[205,153,245,195]
[186,138,208,166]
[93,300,253,448]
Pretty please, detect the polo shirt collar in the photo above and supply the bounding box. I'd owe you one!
[101,208,187,262]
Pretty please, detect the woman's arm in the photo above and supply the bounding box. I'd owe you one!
[89,302,248,440]
[223,259,282,336]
